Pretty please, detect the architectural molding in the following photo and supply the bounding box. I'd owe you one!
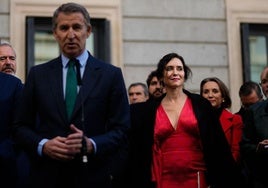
[226,0,268,112]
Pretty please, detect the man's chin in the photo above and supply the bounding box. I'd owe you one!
[3,70,15,75]
[64,49,82,58]
[153,92,162,97]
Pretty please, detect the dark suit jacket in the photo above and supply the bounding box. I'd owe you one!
[0,72,23,187]
[240,100,268,186]
[13,53,130,188]
[127,90,243,188]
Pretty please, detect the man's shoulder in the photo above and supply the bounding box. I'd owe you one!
[29,57,61,72]
[87,54,120,71]
[0,73,23,93]
[0,72,22,84]
[250,100,268,112]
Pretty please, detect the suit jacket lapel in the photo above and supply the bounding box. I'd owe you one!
[48,57,68,124]
[72,55,101,117]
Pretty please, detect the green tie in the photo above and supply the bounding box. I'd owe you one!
[65,59,78,119]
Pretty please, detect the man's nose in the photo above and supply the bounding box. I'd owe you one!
[5,58,12,64]
[67,29,75,38]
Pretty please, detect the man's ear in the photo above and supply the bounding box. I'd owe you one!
[86,25,92,38]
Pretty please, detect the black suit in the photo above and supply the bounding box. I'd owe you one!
[126,90,243,188]
[13,53,130,188]
[240,100,268,187]
[0,72,23,188]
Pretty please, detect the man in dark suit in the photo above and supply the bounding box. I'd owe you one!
[0,72,23,187]
[13,2,130,188]
[0,41,30,188]
[236,81,263,188]
[240,99,268,188]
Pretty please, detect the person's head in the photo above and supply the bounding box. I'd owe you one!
[146,70,165,98]
[156,53,192,90]
[200,77,231,109]
[52,2,92,58]
[128,82,149,104]
[260,66,268,98]
[0,42,16,75]
[239,81,263,109]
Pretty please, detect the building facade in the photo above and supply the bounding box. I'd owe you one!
[0,0,267,112]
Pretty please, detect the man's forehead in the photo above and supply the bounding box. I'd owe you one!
[0,45,12,51]
[261,68,268,79]
[265,71,268,78]
[151,77,159,82]
[0,46,15,55]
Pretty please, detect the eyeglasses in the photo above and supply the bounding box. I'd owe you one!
[0,56,16,61]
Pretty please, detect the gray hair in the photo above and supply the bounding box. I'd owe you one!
[52,2,91,31]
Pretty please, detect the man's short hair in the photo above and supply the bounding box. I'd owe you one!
[128,82,149,97]
[146,70,158,87]
[52,2,91,31]
[239,81,263,99]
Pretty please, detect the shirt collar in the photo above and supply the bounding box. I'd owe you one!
[61,50,89,68]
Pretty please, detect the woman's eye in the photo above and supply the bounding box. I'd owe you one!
[165,66,173,71]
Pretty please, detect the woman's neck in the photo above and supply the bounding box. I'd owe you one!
[164,88,186,103]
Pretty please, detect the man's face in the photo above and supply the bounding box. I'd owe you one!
[148,76,164,98]
[240,90,262,109]
[0,45,16,75]
[260,68,268,98]
[128,85,148,104]
[53,12,91,58]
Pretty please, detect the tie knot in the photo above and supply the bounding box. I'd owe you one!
[68,59,76,67]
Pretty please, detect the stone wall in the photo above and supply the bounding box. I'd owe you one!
[122,0,228,93]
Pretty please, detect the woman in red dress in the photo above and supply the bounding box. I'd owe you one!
[151,56,208,188]
[153,98,207,188]
[127,53,243,188]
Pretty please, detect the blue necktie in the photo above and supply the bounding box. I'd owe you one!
[65,59,78,119]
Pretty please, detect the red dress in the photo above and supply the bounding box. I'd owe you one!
[152,98,208,188]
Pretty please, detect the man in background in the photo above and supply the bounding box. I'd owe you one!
[260,66,268,98]
[240,96,268,188]
[0,41,29,188]
[128,82,149,104]
[236,81,263,188]
[0,72,23,187]
[236,81,263,120]
[0,42,17,75]
[146,70,165,99]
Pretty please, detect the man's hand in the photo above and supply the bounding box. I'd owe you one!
[257,139,268,152]
[43,124,83,161]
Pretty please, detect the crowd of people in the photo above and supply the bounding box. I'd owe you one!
[1,2,268,188]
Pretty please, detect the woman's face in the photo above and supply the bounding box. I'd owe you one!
[162,57,185,89]
[201,81,223,108]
